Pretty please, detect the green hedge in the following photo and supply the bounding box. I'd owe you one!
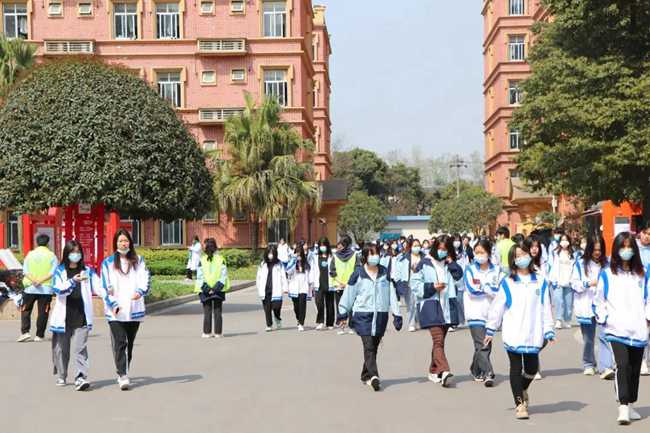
[138,248,254,275]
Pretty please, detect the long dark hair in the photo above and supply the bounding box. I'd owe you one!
[294,242,309,273]
[318,237,331,257]
[204,238,218,262]
[361,244,380,265]
[583,235,607,276]
[113,229,138,273]
[264,244,280,266]
[431,234,456,261]
[509,243,535,279]
[610,232,644,276]
[554,233,574,256]
[473,238,492,259]
[524,235,542,268]
[62,240,85,271]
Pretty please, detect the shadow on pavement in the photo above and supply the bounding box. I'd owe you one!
[637,406,650,417]
[530,400,587,414]
[91,374,203,390]
[539,368,582,377]
[158,303,261,316]
[381,377,429,389]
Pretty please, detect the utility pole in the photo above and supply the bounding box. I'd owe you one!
[449,155,468,198]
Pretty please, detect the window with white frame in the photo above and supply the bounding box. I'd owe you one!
[508,80,522,105]
[263,1,286,37]
[230,0,244,13]
[120,217,141,246]
[48,0,63,16]
[200,0,214,14]
[509,128,521,150]
[201,70,216,84]
[7,213,19,249]
[157,71,182,108]
[203,140,216,151]
[114,3,138,40]
[264,69,288,106]
[231,69,245,82]
[203,211,218,223]
[2,3,28,39]
[78,2,93,15]
[508,35,525,61]
[160,219,183,245]
[508,0,525,16]
[156,3,180,39]
[267,219,289,244]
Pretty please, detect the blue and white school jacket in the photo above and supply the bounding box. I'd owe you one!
[548,250,576,288]
[486,272,555,354]
[286,256,316,299]
[338,265,401,337]
[255,262,288,301]
[50,265,107,333]
[411,257,459,328]
[101,255,150,322]
[593,267,650,348]
[393,253,423,297]
[570,260,604,325]
[463,262,501,328]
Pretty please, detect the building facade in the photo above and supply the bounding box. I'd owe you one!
[0,0,342,251]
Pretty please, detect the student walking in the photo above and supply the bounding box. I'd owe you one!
[394,239,423,332]
[485,242,555,420]
[50,240,108,391]
[287,242,315,332]
[338,244,402,391]
[332,236,358,335]
[549,233,576,329]
[256,244,288,332]
[100,229,150,391]
[19,233,58,342]
[195,238,230,338]
[463,239,501,386]
[593,232,650,425]
[314,238,336,330]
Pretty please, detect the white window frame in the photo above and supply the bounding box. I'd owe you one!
[156,3,180,40]
[7,213,19,249]
[201,70,216,85]
[160,219,183,246]
[509,128,521,150]
[200,0,214,14]
[114,3,138,40]
[48,0,63,16]
[157,71,182,108]
[508,35,525,61]
[508,0,525,16]
[78,2,93,16]
[2,3,28,39]
[230,0,244,13]
[263,1,286,37]
[231,69,246,82]
[508,80,522,105]
[203,140,216,151]
[264,69,288,107]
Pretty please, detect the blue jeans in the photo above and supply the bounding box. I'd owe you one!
[403,286,417,329]
[580,321,596,369]
[553,285,573,323]
[597,324,614,371]
[456,289,465,326]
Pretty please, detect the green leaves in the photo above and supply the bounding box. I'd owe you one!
[0,57,213,220]
[0,35,36,97]
[428,186,502,235]
[338,191,388,242]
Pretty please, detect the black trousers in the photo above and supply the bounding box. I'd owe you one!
[315,290,336,326]
[611,342,644,405]
[109,321,140,376]
[507,351,539,405]
[202,299,223,335]
[361,336,382,382]
[21,293,52,337]
[469,326,493,378]
[291,294,307,326]
[262,299,282,327]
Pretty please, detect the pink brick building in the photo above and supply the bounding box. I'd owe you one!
[0,0,343,251]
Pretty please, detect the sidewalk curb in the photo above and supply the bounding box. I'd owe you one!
[147,281,254,315]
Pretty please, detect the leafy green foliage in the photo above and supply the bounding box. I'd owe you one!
[332,149,389,200]
[0,35,36,96]
[428,185,502,234]
[385,162,426,215]
[338,191,388,241]
[139,247,254,275]
[512,0,650,217]
[0,57,213,220]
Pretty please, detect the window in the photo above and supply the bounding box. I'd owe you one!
[120,217,141,246]
[201,70,216,84]
[508,35,525,61]
[200,0,214,14]
[509,128,521,150]
[508,81,522,105]
[114,3,138,40]
[157,71,182,108]
[264,69,288,107]
[7,214,19,249]
[509,0,525,16]
[267,219,289,244]
[78,2,93,15]
[156,3,180,39]
[263,1,286,37]
[160,220,183,245]
[203,211,218,223]
[48,1,63,16]
[230,0,244,13]
[233,211,248,223]
[231,69,245,82]
[509,169,520,178]
[203,140,216,151]
[2,4,28,39]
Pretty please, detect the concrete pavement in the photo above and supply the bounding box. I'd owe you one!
[0,285,648,433]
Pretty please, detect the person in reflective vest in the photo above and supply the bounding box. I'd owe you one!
[195,238,230,339]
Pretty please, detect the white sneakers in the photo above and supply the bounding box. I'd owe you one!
[618,405,630,425]
[629,405,642,421]
[534,371,543,380]
[118,376,130,391]
[641,362,649,376]
[600,368,615,380]
[17,333,31,343]
[427,372,453,387]
[55,378,66,387]
[583,367,596,376]
[366,376,381,392]
[33,336,44,342]
[265,326,273,332]
[74,377,90,391]
[297,325,305,332]
[201,333,211,339]
[427,373,441,383]
[408,325,417,332]
[554,320,563,330]
[315,323,325,331]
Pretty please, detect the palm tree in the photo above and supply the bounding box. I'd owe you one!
[215,93,321,253]
[0,35,36,97]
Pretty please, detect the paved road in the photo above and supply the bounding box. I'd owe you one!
[1,286,649,433]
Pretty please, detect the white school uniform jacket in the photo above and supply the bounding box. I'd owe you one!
[256,262,289,301]
[101,255,151,322]
[487,272,555,354]
[548,250,576,288]
[50,265,107,333]
[463,262,501,327]
[593,267,650,348]
[570,259,604,325]
[186,241,202,271]
[286,256,316,299]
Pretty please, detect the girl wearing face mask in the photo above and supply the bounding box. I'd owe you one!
[256,244,288,332]
[421,240,431,258]
[286,242,316,332]
[463,239,501,386]
[338,244,402,391]
[101,229,150,391]
[394,239,423,332]
[549,234,575,329]
[412,235,461,387]
[50,240,108,391]
[314,238,336,330]
[525,235,550,380]
[485,243,555,420]
[449,235,466,331]
[571,235,614,378]
[593,232,650,425]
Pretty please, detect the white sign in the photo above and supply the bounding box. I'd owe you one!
[79,203,92,215]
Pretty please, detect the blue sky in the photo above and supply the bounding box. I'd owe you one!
[316,1,483,158]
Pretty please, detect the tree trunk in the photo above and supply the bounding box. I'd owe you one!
[251,214,260,256]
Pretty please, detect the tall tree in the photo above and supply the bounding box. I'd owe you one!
[332,148,389,199]
[512,0,650,221]
[0,36,36,97]
[385,162,426,215]
[216,93,320,253]
[428,185,502,235]
[338,191,388,242]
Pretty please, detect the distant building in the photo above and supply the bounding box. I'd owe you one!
[381,216,430,241]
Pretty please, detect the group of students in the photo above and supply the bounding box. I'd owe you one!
[9,230,150,392]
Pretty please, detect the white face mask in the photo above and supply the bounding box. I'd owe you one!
[117,247,129,255]
[580,242,587,250]
[267,253,274,261]
[560,240,570,248]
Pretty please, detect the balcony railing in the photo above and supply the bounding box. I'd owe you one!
[44,41,94,54]
[198,108,245,123]
[197,39,246,55]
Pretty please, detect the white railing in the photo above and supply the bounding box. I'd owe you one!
[197,39,246,54]
[44,41,94,54]
[199,108,244,122]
